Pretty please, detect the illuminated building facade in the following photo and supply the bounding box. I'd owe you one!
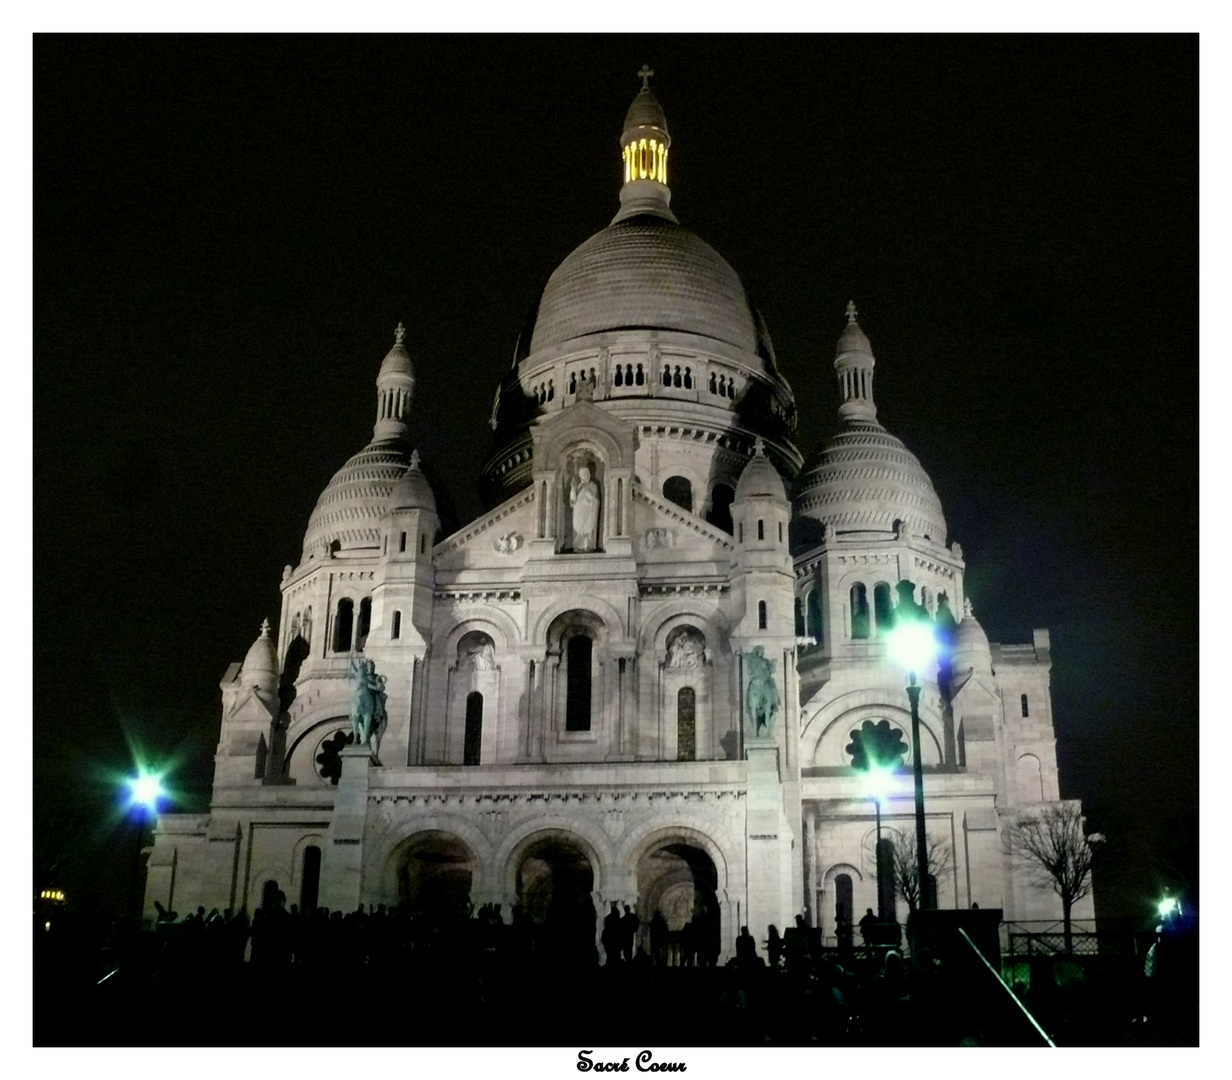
[144,73,1090,956]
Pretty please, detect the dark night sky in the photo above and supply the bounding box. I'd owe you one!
[34,34,1197,919]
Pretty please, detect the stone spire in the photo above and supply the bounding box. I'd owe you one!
[834,301,878,426]
[374,322,415,442]
[612,66,678,224]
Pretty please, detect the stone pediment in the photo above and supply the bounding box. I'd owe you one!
[951,669,1000,708]
[632,483,736,560]
[434,486,537,571]
[530,397,638,474]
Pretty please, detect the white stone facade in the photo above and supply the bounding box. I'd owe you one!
[145,79,1091,960]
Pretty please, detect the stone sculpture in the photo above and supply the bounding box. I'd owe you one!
[570,465,601,552]
[348,656,388,757]
[745,646,780,736]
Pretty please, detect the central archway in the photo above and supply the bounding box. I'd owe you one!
[636,842,720,966]
[516,836,597,965]
[393,831,475,919]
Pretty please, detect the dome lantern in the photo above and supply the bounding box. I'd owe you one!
[613,65,678,225]
[374,321,415,442]
[835,301,877,425]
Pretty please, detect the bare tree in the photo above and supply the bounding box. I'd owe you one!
[1004,802,1104,952]
[887,829,954,911]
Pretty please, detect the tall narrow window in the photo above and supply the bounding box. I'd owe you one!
[399,532,407,553]
[391,611,402,640]
[356,598,372,651]
[300,846,321,912]
[677,687,696,761]
[464,691,483,766]
[757,519,765,541]
[420,534,426,554]
[795,596,806,636]
[850,584,870,639]
[565,635,593,732]
[807,589,823,641]
[333,599,354,652]
[873,582,893,636]
[1021,694,1029,718]
[758,600,767,630]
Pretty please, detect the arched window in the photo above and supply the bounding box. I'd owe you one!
[758,600,767,630]
[391,611,402,640]
[663,475,693,513]
[834,874,853,941]
[1021,694,1030,718]
[464,691,483,766]
[807,590,823,640]
[850,584,870,639]
[677,687,696,761]
[300,846,321,912]
[873,582,893,636]
[333,599,354,652]
[708,484,735,534]
[356,598,372,651]
[565,635,593,732]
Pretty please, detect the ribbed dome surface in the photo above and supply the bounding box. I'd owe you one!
[953,601,993,675]
[735,449,788,502]
[794,423,947,543]
[527,217,760,356]
[302,439,413,558]
[240,621,278,692]
[389,459,436,513]
[624,89,668,133]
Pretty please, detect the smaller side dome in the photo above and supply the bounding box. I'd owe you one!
[735,438,788,502]
[952,598,993,676]
[240,618,278,694]
[388,450,437,514]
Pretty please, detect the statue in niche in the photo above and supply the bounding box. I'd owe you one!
[569,461,601,552]
[745,646,780,737]
[667,628,706,668]
[347,656,388,758]
[459,635,496,672]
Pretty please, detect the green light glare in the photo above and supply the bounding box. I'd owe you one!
[861,762,895,803]
[887,621,937,673]
[126,767,167,811]
[1158,897,1179,917]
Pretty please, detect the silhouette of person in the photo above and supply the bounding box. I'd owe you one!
[621,904,639,962]
[602,901,623,965]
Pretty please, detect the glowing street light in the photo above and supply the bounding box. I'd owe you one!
[885,580,938,911]
[124,766,168,925]
[1158,896,1181,919]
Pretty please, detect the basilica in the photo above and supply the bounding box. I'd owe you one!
[144,73,1089,959]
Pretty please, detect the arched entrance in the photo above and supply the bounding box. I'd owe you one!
[394,832,475,920]
[516,836,596,965]
[636,842,720,966]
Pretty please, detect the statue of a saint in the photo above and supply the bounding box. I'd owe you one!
[667,629,706,668]
[745,646,780,737]
[570,465,601,552]
[348,656,388,758]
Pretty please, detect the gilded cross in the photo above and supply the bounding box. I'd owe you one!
[638,65,654,90]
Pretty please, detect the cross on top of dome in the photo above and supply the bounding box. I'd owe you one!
[395,321,405,346]
[846,300,858,325]
[638,64,654,90]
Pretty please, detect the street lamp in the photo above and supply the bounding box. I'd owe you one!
[860,762,895,919]
[886,582,937,911]
[125,768,167,925]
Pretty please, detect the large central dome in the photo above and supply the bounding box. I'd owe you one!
[527,216,761,356]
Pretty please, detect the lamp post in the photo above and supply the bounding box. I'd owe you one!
[886,582,937,911]
[125,769,166,926]
[861,762,894,919]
